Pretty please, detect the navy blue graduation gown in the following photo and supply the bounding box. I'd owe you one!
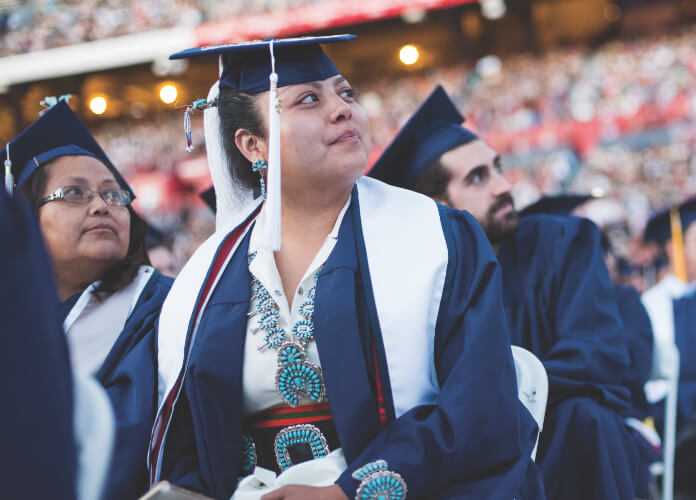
[675,413,696,495]
[497,215,644,500]
[160,195,544,499]
[672,291,696,429]
[614,283,653,419]
[61,270,172,500]
[0,191,76,499]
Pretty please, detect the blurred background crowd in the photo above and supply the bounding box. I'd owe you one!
[1,0,695,286]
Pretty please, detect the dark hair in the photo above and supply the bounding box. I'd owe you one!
[217,85,267,192]
[21,165,150,300]
[414,158,452,202]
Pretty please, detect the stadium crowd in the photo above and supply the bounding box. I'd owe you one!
[80,27,696,278]
[0,0,327,55]
[4,2,696,497]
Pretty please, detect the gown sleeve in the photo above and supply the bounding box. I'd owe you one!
[335,208,542,499]
[615,284,653,418]
[543,217,631,411]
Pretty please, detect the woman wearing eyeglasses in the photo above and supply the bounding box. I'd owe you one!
[2,100,172,500]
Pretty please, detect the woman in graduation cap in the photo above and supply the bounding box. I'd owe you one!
[150,36,544,500]
[1,99,173,500]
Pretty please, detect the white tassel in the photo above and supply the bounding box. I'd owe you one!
[4,143,13,196]
[264,39,282,251]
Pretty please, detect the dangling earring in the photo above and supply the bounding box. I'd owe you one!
[251,159,268,199]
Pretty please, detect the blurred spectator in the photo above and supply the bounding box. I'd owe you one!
[8,23,692,276]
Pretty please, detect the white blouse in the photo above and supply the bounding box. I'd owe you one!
[236,201,351,497]
[242,199,350,415]
[64,266,154,377]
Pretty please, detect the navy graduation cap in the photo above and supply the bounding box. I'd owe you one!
[369,85,478,190]
[169,34,355,95]
[0,100,133,198]
[518,193,596,217]
[643,197,696,245]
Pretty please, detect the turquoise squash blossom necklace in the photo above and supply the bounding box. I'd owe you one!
[248,252,325,407]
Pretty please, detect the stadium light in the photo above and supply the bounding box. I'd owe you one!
[89,95,108,115]
[159,83,178,105]
[399,45,420,66]
[591,187,606,198]
[480,0,506,20]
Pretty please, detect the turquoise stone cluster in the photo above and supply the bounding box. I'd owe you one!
[275,342,325,407]
[353,460,408,500]
[240,434,257,476]
[273,424,330,472]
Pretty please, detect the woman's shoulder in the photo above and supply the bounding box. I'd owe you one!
[146,267,175,290]
[133,266,174,306]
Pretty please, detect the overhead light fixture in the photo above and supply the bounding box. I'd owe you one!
[401,8,426,24]
[480,0,506,20]
[399,44,420,66]
[159,83,178,105]
[89,95,108,115]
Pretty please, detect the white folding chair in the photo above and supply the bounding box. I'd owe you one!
[511,346,549,460]
[73,374,115,500]
[645,344,680,500]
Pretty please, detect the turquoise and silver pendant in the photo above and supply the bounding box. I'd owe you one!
[273,424,330,472]
[275,342,325,407]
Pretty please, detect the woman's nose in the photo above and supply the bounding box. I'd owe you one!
[329,95,352,123]
[88,194,110,215]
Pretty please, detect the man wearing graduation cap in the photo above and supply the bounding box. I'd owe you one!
[370,86,644,500]
[641,199,696,497]
[0,168,77,500]
[150,37,545,500]
[642,200,696,426]
[1,99,173,500]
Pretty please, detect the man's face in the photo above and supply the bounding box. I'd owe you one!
[440,139,519,243]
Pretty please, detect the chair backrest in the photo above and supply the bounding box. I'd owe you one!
[512,346,549,429]
[511,346,549,460]
[73,374,115,500]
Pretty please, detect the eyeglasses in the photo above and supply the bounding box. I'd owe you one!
[38,185,133,208]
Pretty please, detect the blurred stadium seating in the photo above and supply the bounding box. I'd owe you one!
[1,0,694,279]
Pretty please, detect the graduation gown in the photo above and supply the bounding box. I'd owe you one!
[497,214,643,500]
[61,268,173,500]
[671,291,696,428]
[614,284,653,419]
[153,178,543,499]
[0,190,76,500]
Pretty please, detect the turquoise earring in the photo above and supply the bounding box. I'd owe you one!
[251,159,268,199]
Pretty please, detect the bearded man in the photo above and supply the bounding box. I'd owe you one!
[370,86,650,500]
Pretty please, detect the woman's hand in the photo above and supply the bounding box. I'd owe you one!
[260,484,348,500]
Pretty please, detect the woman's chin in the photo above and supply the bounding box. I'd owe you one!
[78,243,128,264]
[330,153,368,180]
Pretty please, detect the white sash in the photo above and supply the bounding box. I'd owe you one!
[153,177,448,478]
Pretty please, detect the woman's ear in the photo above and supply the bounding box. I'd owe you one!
[234,129,267,164]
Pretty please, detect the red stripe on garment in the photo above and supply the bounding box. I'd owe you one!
[149,209,260,483]
[372,342,389,427]
[251,414,334,429]
[255,402,331,418]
